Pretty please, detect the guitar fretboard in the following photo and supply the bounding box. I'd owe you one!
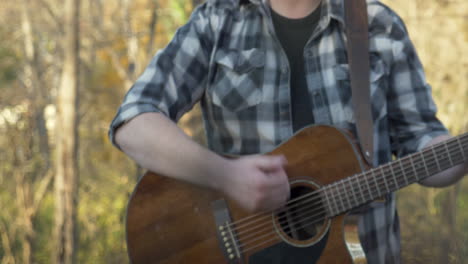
[322,133,468,217]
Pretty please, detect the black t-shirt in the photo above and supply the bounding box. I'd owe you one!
[270,7,321,132]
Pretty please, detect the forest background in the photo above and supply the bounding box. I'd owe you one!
[0,0,466,263]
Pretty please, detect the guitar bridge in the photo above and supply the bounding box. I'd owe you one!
[212,199,242,263]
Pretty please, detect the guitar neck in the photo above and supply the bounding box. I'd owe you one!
[323,133,468,216]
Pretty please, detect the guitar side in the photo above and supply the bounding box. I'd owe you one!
[126,125,368,263]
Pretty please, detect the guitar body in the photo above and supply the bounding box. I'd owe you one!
[126,126,369,263]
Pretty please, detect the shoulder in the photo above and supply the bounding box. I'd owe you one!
[204,0,242,10]
[191,0,260,34]
[191,0,246,24]
[201,0,260,15]
[184,0,240,36]
[205,0,239,7]
[366,0,409,39]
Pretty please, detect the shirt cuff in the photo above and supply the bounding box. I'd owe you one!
[108,103,166,150]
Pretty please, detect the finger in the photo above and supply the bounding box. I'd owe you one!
[255,155,287,172]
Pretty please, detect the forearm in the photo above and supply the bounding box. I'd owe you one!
[419,134,468,187]
[115,112,229,191]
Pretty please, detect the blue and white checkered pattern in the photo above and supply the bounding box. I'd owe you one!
[109,0,448,262]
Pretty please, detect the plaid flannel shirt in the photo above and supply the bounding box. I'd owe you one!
[109,0,448,262]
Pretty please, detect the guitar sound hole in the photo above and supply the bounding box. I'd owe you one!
[276,185,326,242]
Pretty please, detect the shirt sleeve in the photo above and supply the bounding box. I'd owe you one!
[108,4,219,147]
[385,12,448,157]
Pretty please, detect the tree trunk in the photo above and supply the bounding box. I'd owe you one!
[123,0,139,85]
[54,0,80,262]
[17,0,54,263]
[108,0,139,90]
[146,0,158,57]
[0,220,16,264]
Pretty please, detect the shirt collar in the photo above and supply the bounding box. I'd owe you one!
[326,0,345,25]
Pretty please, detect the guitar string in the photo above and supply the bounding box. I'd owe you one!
[240,211,327,254]
[240,145,463,254]
[219,184,325,230]
[229,139,464,253]
[227,136,465,236]
[222,137,466,250]
[222,136,466,236]
[238,159,432,254]
[235,161,413,251]
[235,138,466,248]
[230,192,326,243]
[224,137,467,253]
[231,137,465,247]
[238,163,465,253]
[231,176,394,251]
[236,140,467,254]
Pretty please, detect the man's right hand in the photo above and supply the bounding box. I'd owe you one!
[219,155,290,213]
[116,113,290,213]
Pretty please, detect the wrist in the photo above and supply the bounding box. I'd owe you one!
[203,154,234,193]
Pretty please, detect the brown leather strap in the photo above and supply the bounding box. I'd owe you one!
[344,0,374,166]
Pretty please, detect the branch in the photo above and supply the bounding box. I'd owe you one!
[36,0,63,34]
[0,219,16,264]
[32,169,54,215]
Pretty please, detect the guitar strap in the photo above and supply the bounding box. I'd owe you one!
[344,0,375,166]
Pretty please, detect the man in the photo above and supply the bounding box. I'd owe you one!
[109,0,467,262]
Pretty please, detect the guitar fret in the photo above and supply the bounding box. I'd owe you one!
[323,187,332,216]
[320,133,467,220]
[435,144,450,171]
[380,166,390,193]
[388,163,399,190]
[443,143,456,170]
[430,146,442,172]
[330,188,338,216]
[339,180,348,211]
[362,172,372,202]
[349,176,359,208]
[349,177,358,209]
[345,182,351,210]
[336,183,344,213]
[408,155,420,182]
[356,174,365,205]
[451,140,465,164]
[330,184,340,215]
[342,178,353,209]
[353,176,360,205]
[370,169,381,198]
[458,137,466,160]
[419,151,431,178]
[398,159,409,186]
[323,188,334,217]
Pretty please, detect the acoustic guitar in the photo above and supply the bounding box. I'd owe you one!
[125,125,467,263]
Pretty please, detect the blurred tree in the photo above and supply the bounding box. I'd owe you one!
[54,0,80,263]
[0,0,56,263]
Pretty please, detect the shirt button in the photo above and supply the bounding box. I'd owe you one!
[281,67,288,74]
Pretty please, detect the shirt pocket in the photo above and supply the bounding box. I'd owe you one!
[334,60,386,95]
[209,48,265,112]
[332,59,388,123]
